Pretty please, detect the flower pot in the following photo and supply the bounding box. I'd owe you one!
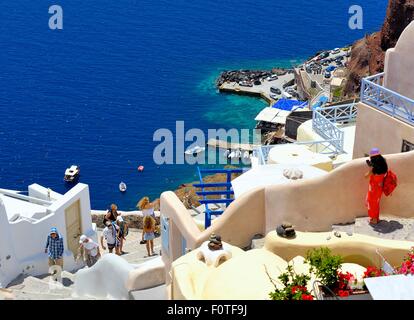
[319,286,372,300]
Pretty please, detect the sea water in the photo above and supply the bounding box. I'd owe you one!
[0,0,388,209]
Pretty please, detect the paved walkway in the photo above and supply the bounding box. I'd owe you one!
[97,228,162,261]
[332,216,414,241]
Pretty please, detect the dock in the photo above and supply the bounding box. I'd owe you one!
[218,73,295,106]
[207,139,259,152]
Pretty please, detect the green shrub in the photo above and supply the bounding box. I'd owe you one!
[268,264,313,300]
[305,247,343,288]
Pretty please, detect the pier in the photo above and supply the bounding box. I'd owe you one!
[207,138,259,151]
[218,72,295,106]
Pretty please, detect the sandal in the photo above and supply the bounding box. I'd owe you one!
[369,218,378,225]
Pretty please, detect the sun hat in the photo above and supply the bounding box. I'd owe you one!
[370,148,380,156]
[79,235,87,243]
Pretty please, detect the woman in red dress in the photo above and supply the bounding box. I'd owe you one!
[365,148,388,225]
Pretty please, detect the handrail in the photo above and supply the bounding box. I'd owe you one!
[0,188,53,206]
[361,73,414,125]
[313,108,345,153]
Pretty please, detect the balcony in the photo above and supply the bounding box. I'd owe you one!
[361,73,414,125]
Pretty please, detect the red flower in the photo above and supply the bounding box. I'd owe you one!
[301,294,314,300]
[338,290,349,297]
[291,285,306,294]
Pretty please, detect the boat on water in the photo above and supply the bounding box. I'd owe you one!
[119,182,127,192]
[64,165,80,183]
[185,145,205,156]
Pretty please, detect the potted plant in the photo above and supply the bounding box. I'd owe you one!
[305,247,370,299]
[267,264,314,300]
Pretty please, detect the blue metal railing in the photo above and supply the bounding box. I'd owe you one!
[361,73,414,125]
[195,167,244,229]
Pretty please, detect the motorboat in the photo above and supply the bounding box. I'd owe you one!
[185,145,205,156]
[119,182,127,192]
[64,165,80,182]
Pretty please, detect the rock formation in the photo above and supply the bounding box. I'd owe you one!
[344,0,414,97]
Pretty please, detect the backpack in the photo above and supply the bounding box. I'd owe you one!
[383,170,398,196]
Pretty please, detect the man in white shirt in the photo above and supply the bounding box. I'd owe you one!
[77,235,101,267]
[100,221,120,255]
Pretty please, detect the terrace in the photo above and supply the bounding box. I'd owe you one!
[361,72,414,125]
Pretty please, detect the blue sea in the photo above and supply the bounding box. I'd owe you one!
[0,0,388,210]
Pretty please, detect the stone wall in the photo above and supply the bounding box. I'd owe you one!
[91,210,160,229]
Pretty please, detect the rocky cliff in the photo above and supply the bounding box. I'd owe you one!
[345,0,414,97]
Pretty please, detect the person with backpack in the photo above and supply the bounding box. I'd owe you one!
[365,148,397,225]
[116,215,128,255]
[100,220,120,255]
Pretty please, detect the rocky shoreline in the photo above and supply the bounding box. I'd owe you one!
[216,68,293,87]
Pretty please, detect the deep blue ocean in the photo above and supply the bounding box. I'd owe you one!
[0,0,388,210]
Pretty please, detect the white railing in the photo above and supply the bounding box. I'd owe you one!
[361,73,414,125]
[317,103,358,123]
[254,140,340,165]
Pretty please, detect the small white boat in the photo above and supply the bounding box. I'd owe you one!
[64,165,80,182]
[185,145,205,156]
[119,182,127,192]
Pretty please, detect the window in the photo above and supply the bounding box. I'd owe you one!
[402,140,414,153]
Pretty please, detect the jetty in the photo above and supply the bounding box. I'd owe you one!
[218,72,295,105]
[207,138,259,151]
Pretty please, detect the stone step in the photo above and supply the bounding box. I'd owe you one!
[129,284,167,300]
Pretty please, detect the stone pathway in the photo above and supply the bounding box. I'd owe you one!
[332,216,414,241]
[97,228,162,263]
[6,228,162,300]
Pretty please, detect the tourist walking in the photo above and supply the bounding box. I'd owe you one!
[138,197,160,235]
[142,215,156,257]
[116,215,129,254]
[137,197,156,218]
[365,148,388,225]
[100,221,120,255]
[77,235,101,267]
[45,227,64,268]
[103,203,119,225]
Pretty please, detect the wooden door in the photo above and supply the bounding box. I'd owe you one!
[65,200,82,256]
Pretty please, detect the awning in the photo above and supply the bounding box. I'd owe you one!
[272,99,308,111]
[255,107,291,124]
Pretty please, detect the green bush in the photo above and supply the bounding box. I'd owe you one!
[305,247,343,289]
[268,264,313,300]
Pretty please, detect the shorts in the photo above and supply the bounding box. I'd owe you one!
[48,257,63,267]
[107,242,118,250]
[144,232,155,241]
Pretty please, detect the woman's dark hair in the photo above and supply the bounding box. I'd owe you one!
[368,154,388,175]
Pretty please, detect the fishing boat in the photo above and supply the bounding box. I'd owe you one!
[119,182,127,192]
[185,145,205,156]
[64,165,80,183]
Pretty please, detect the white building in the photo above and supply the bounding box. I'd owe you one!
[0,183,96,287]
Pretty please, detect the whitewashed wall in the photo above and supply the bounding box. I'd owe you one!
[0,183,96,288]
